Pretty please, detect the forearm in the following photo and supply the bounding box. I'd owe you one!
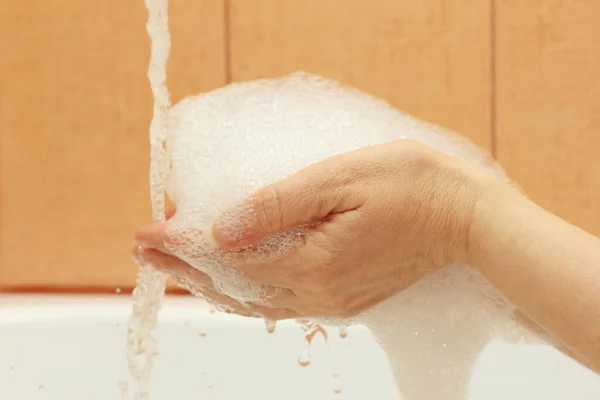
[470,185,600,372]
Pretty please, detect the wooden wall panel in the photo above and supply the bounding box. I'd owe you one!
[0,1,226,288]
[228,0,493,149]
[9,1,597,289]
[496,1,600,236]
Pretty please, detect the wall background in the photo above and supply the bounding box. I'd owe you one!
[1,0,598,290]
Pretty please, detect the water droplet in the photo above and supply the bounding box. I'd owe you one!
[298,349,311,367]
[339,327,348,338]
[298,359,310,367]
[414,331,419,336]
[442,343,447,348]
[265,320,276,334]
[332,373,342,394]
[115,288,122,294]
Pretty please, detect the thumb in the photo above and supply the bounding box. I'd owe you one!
[211,165,360,248]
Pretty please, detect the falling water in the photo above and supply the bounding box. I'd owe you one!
[125,0,172,398]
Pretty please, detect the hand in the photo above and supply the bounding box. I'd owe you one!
[134,140,499,320]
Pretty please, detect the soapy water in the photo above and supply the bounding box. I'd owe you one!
[127,0,544,398]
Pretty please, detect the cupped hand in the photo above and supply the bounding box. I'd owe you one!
[134,140,498,320]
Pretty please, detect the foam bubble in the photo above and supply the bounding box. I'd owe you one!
[164,72,538,399]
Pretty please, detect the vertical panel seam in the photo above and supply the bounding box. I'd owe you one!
[490,0,497,157]
[224,0,232,84]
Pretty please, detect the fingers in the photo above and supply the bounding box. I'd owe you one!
[133,246,212,285]
[132,246,300,320]
[135,206,326,321]
[230,256,296,289]
[133,246,253,317]
[230,225,338,291]
[135,223,171,253]
[133,218,299,290]
[212,159,362,249]
[199,288,254,317]
[134,208,177,251]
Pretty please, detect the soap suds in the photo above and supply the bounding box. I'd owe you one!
[164,72,540,399]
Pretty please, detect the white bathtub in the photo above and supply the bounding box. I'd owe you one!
[1,294,599,400]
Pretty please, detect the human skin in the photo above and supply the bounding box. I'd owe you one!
[134,139,600,373]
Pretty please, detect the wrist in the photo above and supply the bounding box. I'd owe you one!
[466,178,533,273]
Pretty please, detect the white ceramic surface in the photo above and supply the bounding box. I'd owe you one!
[1,294,599,400]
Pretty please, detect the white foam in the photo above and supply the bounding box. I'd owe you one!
[164,72,540,399]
